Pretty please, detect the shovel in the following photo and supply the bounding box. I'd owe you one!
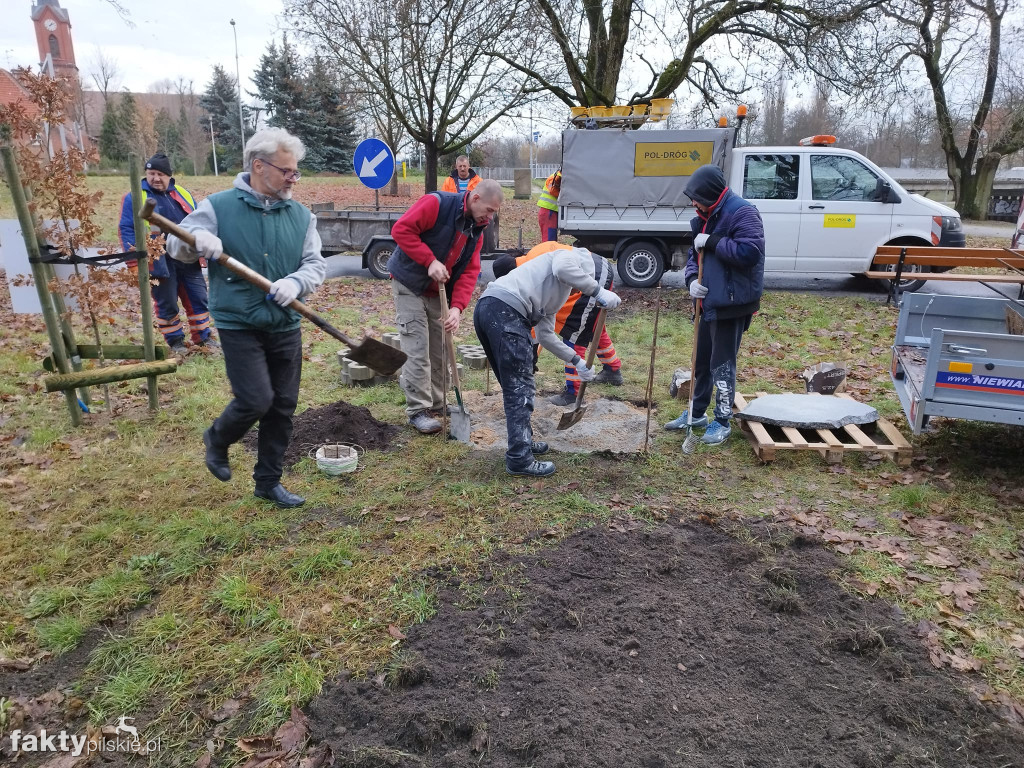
[141,198,407,376]
[557,308,606,430]
[681,250,706,455]
[437,284,471,443]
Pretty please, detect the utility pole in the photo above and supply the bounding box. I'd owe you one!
[230,19,246,154]
[209,115,219,176]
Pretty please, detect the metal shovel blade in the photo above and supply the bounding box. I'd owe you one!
[448,390,472,444]
[557,402,588,430]
[345,337,407,376]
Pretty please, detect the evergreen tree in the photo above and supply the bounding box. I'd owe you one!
[98,90,140,162]
[251,42,357,174]
[302,54,356,173]
[200,64,251,171]
[252,36,305,137]
[154,107,181,168]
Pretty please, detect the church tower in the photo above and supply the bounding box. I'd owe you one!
[31,0,78,77]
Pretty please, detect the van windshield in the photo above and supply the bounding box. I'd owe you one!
[810,155,880,202]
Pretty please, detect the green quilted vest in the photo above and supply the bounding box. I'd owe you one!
[207,188,311,332]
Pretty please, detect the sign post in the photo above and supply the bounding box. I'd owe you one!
[354,138,395,211]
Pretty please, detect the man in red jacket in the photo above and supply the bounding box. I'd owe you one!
[387,180,504,433]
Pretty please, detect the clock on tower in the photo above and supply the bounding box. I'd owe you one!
[31,0,78,77]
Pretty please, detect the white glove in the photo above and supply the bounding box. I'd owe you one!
[193,229,223,261]
[689,280,709,299]
[596,288,621,309]
[693,233,710,249]
[575,359,597,382]
[269,277,300,307]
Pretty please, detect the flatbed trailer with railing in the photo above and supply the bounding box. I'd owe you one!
[890,293,1024,433]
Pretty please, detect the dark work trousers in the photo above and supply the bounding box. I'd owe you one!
[152,259,211,345]
[209,327,302,489]
[691,313,753,425]
[473,296,537,471]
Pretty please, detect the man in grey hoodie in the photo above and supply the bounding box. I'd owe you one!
[168,128,326,508]
[473,247,621,477]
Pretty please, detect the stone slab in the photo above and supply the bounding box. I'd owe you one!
[737,393,878,429]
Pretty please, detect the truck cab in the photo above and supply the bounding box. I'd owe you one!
[558,128,964,289]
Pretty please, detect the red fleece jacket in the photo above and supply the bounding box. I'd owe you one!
[391,194,482,311]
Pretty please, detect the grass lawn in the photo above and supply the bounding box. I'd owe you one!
[0,266,1022,763]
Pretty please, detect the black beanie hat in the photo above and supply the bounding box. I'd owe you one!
[683,164,727,208]
[492,254,519,280]
[145,152,172,176]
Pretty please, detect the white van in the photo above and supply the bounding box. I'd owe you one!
[558,129,965,289]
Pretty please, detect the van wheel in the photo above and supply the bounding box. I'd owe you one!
[617,241,665,288]
[366,241,394,280]
[869,261,928,293]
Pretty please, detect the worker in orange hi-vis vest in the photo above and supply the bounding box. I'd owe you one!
[492,241,623,406]
[537,169,561,241]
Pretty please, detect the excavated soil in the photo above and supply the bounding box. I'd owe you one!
[461,390,657,454]
[307,520,1024,768]
[243,400,400,468]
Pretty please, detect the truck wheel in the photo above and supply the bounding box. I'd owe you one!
[616,241,665,288]
[870,261,928,293]
[366,241,394,280]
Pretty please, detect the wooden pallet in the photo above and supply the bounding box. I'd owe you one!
[733,392,912,466]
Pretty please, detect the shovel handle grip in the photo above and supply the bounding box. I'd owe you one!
[437,283,462,390]
[140,197,356,348]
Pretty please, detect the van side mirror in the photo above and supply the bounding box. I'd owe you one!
[873,179,900,204]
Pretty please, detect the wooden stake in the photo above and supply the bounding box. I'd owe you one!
[0,141,81,425]
[129,154,159,410]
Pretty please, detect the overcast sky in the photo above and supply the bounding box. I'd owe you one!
[2,0,287,95]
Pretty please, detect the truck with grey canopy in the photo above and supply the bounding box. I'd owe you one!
[313,202,500,279]
[558,125,964,288]
[890,293,1024,433]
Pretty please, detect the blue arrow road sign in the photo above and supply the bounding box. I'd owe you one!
[354,138,395,190]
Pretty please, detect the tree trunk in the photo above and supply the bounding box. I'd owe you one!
[959,152,1001,221]
[423,143,439,193]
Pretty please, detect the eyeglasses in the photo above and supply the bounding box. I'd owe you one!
[258,158,301,181]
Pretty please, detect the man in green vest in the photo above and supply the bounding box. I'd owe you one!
[167,128,326,508]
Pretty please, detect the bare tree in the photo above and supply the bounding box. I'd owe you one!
[494,0,883,108]
[286,0,541,190]
[88,48,120,107]
[880,0,1024,218]
[175,78,210,176]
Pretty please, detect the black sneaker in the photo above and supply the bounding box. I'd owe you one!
[547,391,577,407]
[505,460,556,477]
[169,341,188,356]
[594,367,623,386]
[254,484,306,508]
[531,441,549,455]
[199,337,221,352]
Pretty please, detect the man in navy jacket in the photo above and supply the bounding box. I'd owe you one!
[119,153,215,355]
[666,164,765,446]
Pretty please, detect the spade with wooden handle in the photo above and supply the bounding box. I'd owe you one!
[437,284,471,443]
[141,198,407,376]
[557,308,606,430]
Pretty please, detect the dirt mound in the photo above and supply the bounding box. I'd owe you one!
[244,400,400,468]
[306,520,1024,768]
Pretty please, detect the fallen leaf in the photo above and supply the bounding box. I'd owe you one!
[394,515,410,523]
[388,625,407,640]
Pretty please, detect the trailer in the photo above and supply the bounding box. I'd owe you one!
[890,293,1024,434]
[314,202,500,279]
